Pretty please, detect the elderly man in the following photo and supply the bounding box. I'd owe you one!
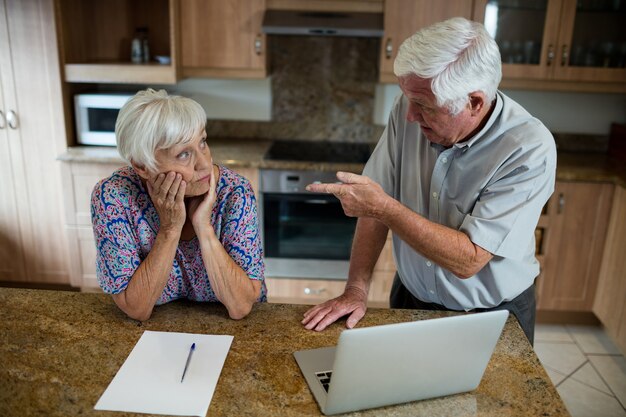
[302,17,556,344]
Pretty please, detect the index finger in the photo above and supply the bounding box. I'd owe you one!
[305,182,345,195]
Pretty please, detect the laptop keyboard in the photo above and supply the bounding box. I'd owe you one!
[315,370,333,392]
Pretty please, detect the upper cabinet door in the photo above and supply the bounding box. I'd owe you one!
[473,0,564,80]
[554,0,626,82]
[474,0,626,89]
[379,0,473,83]
[180,0,267,79]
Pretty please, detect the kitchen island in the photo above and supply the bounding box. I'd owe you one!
[0,288,569,416]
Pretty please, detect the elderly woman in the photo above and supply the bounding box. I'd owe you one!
[91,89,266,321]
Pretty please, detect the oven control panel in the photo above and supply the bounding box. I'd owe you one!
[261,169,341,193]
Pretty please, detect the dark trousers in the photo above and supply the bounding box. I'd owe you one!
[390,274,536,345]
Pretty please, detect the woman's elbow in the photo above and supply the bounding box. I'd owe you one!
[127,309,152,322]
[112,293,153,321]
[227,302,253,320]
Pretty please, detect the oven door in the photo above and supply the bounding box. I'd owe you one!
[262,192,356,279]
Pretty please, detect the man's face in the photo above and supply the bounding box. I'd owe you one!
[398,74,475,147]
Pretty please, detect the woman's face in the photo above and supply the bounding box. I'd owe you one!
[152,129,213,197]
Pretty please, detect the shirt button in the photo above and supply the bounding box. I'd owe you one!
[432,192,438,199]
[426,261,432,267]
[429,290,435,294]
[441,157,448,163]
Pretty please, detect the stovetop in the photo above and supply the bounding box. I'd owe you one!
[265,140,373,164]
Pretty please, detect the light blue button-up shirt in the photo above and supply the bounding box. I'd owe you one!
[363,91,556,310]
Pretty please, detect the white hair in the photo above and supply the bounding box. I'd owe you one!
[115,88,207,173]
[393,17,502,115]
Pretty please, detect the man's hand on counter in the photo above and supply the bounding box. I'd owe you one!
[301,285,368,331]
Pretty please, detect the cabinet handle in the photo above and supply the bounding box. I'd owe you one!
[6,110,18,129]
[254,34,262,55]
[385,38,393,59]
[557,193,565,214]
[561,45,569,66]
[304,287,326,295]
[547,44,554,66]
[0,110,5,129]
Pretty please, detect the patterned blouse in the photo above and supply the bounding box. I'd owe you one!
[91,165,266,304]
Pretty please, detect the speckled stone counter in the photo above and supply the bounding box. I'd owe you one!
[0,288,569,417]
[58,139,366,174]
[555,152,626,187]
[59,141,626,187]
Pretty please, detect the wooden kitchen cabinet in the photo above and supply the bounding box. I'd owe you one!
[61,161,125,289]
[56,0,180,84]
[0,0,70,285]
[179,0,267,79]
[537,181,614,311]
[593,185,626,355]
[473,0,626,92]
[266,233,395,307]
[379,0,474,83]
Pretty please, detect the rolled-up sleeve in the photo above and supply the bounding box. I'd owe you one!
[461,143,556,260]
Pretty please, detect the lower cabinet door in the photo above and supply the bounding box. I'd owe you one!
[265,278,347,305]
[538,181,614,311]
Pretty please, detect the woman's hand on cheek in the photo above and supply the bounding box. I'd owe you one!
[190,169,218,238]
[147,171,187,233]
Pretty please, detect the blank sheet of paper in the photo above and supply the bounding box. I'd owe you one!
[95,330,233,416]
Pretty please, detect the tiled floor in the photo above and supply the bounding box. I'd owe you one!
[535,324,626,417]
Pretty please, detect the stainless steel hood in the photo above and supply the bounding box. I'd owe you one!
[262,9,383,37]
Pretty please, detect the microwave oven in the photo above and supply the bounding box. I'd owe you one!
[74,93,133,146]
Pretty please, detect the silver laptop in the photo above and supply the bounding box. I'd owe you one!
[294,309,508,415]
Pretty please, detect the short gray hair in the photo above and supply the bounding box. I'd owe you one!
[393,17,502,115]
[115,89,207,173]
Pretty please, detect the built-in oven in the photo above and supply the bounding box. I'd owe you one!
[260,169,357,279]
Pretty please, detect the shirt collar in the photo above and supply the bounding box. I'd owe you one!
[453,91,503,149]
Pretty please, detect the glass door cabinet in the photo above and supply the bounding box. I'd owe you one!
[474,0,626,83]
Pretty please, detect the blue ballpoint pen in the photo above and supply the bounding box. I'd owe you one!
[180,343,196,383]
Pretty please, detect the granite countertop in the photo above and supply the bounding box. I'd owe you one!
[59,139,626,187]
[0,288,569,417]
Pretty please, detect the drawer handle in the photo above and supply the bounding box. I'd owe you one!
[547,44,554,66]
[558,193,565,214]
[7,110,18,129]
[304,287,326,295]
[385,38,393,59]
[561,45,569,66]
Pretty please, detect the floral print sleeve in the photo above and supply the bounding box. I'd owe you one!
[91,171,144,294]
[215,169,267,302]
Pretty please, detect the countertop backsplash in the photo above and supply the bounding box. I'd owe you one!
[553,133,609,153]
[205,35,385,144]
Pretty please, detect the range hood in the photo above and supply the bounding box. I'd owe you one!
[262,9,383,37]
